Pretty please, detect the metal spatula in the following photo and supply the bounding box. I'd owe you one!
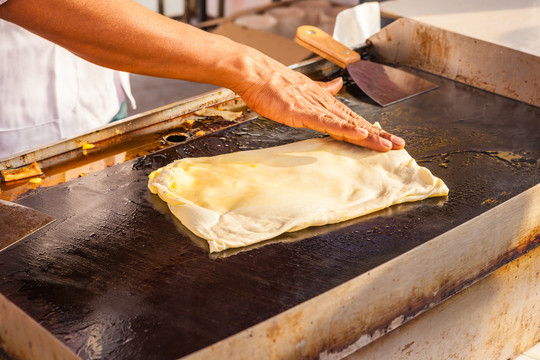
[0,199,55,251]
[296,25,438,106]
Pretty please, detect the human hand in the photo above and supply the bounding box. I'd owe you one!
[233,56,405,152]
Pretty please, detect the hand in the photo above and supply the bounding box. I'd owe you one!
[233,56,405,152]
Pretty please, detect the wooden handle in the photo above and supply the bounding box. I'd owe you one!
[295,25,360,68]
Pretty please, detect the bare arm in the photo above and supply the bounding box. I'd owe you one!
[0,0,404,151]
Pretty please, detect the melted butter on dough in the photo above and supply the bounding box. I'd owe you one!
[148,137,449,252]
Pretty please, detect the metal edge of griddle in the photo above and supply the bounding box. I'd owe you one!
[0,88,241,171]
[368,18,540,108]
[182,184,540,360]
[0,292,80,360]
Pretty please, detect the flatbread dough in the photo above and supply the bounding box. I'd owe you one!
[148,137,449,252]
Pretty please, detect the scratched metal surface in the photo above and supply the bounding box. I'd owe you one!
[0,70,539,359]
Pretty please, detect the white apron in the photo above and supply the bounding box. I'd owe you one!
[0,19,135,160]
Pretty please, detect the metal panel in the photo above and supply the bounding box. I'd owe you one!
[368,18,540,107]
[345,245,540,360]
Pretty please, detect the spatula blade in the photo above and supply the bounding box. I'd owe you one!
[295,25,438,106]
[348,60,438,107]
[0,199,55,251]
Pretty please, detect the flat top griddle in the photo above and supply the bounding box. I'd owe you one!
[0,70,539,359]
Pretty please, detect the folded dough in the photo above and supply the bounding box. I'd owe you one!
[148,137,449,252]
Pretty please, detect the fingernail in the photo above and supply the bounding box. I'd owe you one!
[381,138,393,148]
[392,136,405,147]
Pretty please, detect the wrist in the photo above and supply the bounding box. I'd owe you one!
[210,41,275,95]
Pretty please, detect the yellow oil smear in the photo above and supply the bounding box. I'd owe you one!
[195,130,205,137]
[481,198,498,206]
[82,143,95,150]
[29,177,43,184]
[494,151,523,162]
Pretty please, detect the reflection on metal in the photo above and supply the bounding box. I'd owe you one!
[368,18,540,107]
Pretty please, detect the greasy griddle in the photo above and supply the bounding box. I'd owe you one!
[1,70,539,359]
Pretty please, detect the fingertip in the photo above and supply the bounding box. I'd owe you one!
[379,131,405,150]
[323,77,343,95]
[391,135,406,150]
[329,77,343,85]
[381,138,393,150]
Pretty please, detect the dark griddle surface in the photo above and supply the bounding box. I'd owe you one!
[1,72,539,359]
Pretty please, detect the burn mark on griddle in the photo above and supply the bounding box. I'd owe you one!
[417,149,538,170]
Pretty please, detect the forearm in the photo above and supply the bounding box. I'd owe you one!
[0,0,264,91]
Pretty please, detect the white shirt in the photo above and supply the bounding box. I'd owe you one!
[0,18,135,160]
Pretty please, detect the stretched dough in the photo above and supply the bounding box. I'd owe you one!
[148,137,449,252]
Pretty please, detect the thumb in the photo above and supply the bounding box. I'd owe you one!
[318,77,343,95]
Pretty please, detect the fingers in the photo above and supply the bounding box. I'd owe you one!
[326,124,393,152]
[324,120,369,143]
[312,96,405,152]
[350,127,406,151]
[352,120,406,151]
[306,99,406,152]
[381,131,406,150]
[331,95,406,151]
[346,133,395,152]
